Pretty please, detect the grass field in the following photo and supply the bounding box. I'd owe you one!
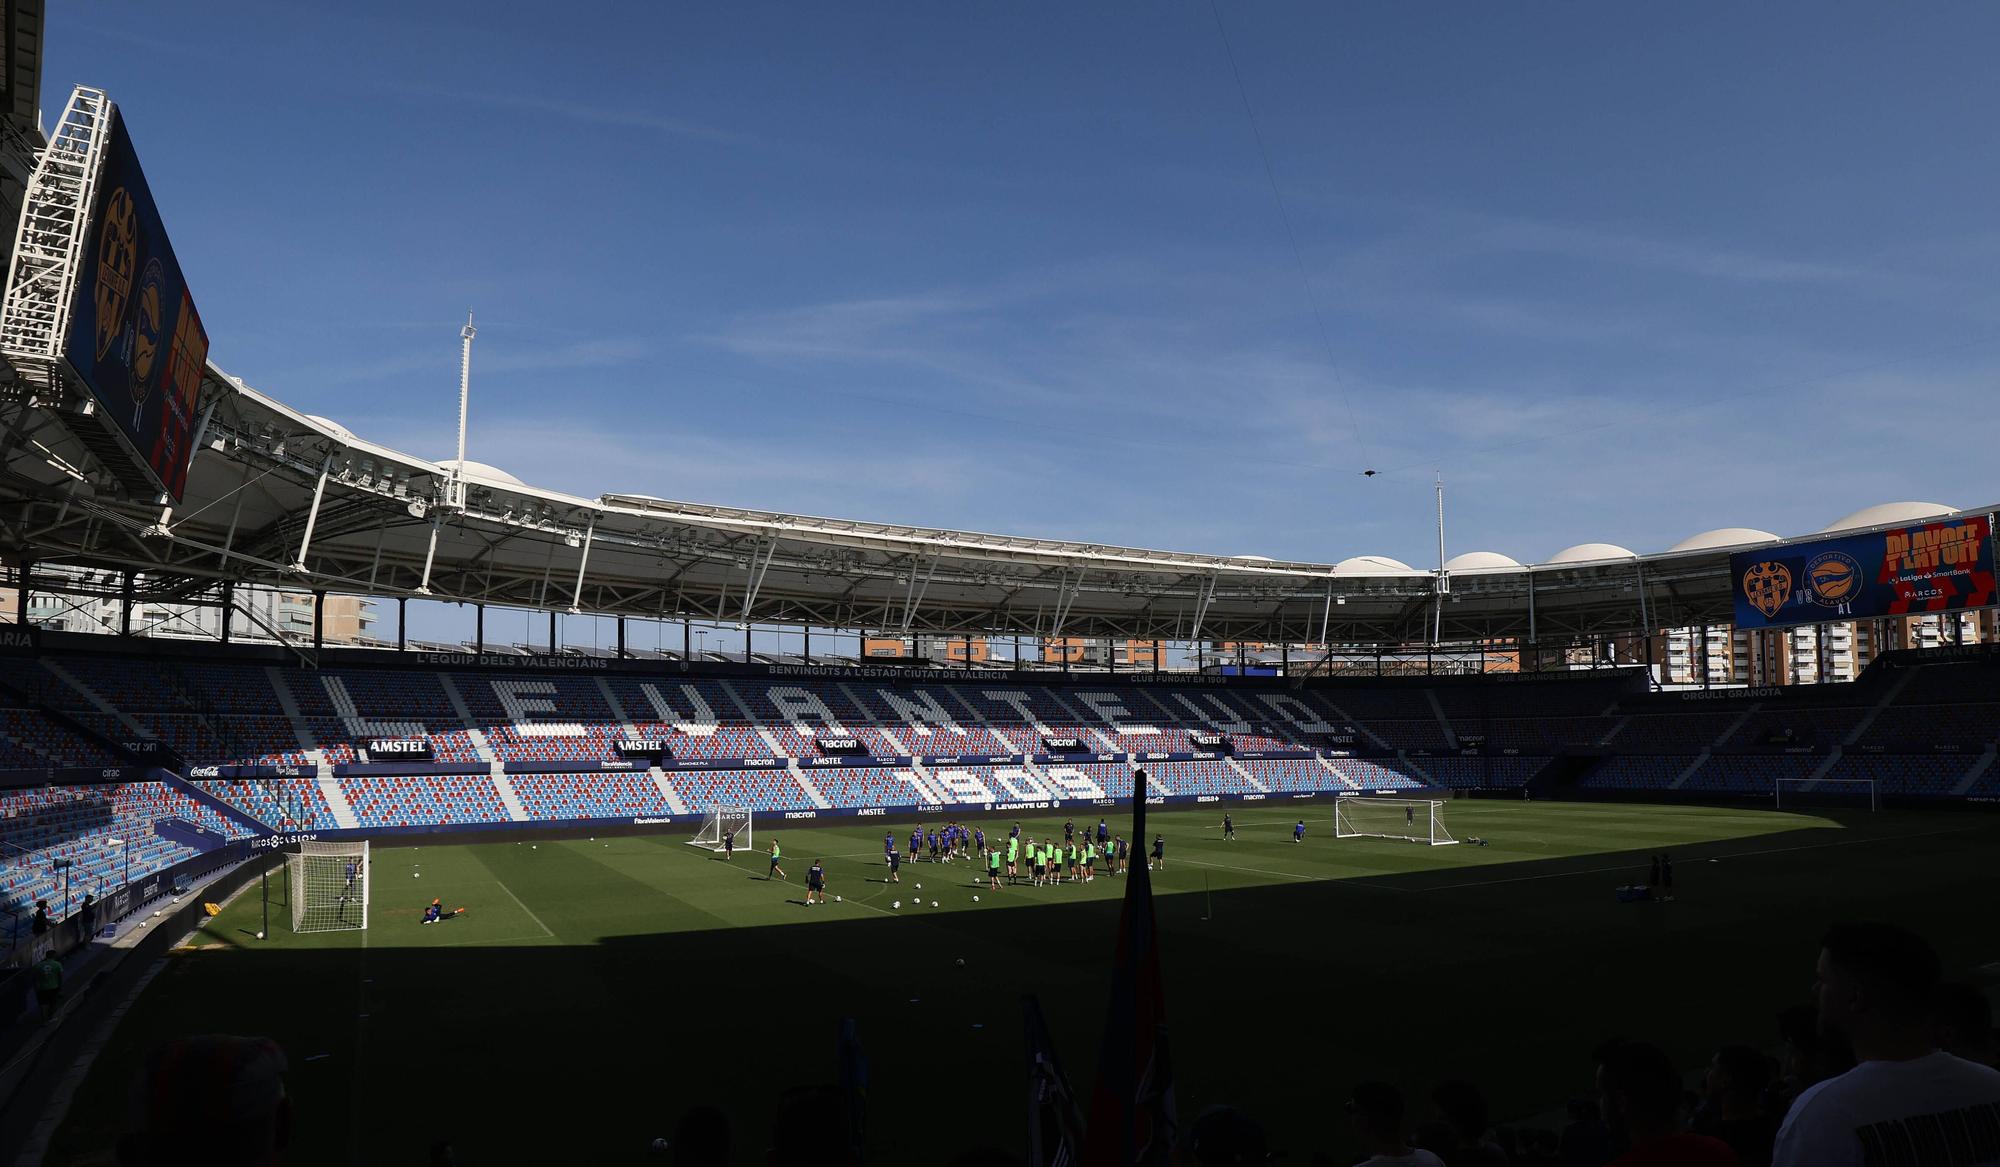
[47,801,2000,1164]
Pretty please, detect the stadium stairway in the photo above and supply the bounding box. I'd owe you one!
[153,816,228,854]
[649,767,689,815]
[1224,756,1270,792]
[785,760,834,809]
[1953,748,1996,797]
[1669,751,1713,789]
[490,763,530,822]
[317,773,361,830]
[158,773,273,836]
[435,674,498,762]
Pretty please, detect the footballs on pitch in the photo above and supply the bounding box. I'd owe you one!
[955,958,965,966]
[915,883,922,890]
[835,895,842,902]
[256,930,266,940]
[931,900,939,907]
[972,895,980,902]
[893,901,901,909]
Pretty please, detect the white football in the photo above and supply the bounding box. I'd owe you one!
[835,895,842,902]
[256,930,266,940]
[915,883,922,890]
[931,900,939,907]
[893,901,901,909]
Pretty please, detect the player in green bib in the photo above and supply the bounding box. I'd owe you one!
[1085,841,1097,882]
[1005,835,1020,883]
[768,840,785,881]
[986,847,1001,890]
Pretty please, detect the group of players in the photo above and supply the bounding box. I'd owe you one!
[884,817,1166,890]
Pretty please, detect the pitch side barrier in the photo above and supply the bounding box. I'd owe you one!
[228,787,1429,848]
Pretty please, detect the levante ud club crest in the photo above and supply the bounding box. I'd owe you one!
[1741,561,1791,618]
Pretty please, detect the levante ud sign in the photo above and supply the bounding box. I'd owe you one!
[1731,516,1996,629]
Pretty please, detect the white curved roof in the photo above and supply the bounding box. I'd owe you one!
[1819,501,1953,534]
[304,414,354,441]
[1335,555,1416,574]
[438,458,526,487]
[1547,542,1637,565]
[1668,527,1778,553]
[1444,551,1523,572]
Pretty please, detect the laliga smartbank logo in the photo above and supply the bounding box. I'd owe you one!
[1804,552,1862,609]
[1741,561,1792,618]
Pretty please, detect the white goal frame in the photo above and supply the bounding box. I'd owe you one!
[1775,777,1878,812]
[1334,795,1458,845]
[289,839,369,933]
[687,805,753,852]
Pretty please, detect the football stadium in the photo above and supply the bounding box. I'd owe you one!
[1,6,1998,1166]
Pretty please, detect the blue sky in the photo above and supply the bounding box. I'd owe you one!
[49,2,2000,575]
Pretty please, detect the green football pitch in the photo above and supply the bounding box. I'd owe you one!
[48,801,2000,1164]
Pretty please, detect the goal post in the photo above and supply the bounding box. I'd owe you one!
[687,805,753,852]
[1775,777,1878,812]
[1334,795,1458,845]
[289,839,369,933]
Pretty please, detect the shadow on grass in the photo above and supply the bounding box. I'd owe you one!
[49,810,1992,1167]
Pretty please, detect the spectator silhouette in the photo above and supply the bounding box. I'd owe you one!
[1188,1103,1272,1166]
[1596,1039,1737,1165]
[1773,922,2000,1166]
[1348,1080,1445,1167]
[1695,1046,1778,1167]
[116,1035,290,1167]
[1418,1079,1507,1167]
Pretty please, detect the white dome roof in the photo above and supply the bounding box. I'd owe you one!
[1546,542,1637,565]
[1668,527,1778,553]
[1334,555,1415,574]
[1819,501,1953,533]
[305,414,354,441]
[1444,551,1522,572]
[438,458,525,486]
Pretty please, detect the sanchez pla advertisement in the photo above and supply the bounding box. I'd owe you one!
[1731,515,1995,630]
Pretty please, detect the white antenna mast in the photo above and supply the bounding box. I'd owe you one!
[1433,472,1447,645]
[450,310,476,509]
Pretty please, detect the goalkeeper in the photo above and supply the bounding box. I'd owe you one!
[421,898,466,925]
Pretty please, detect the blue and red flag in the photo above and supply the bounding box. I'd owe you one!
[1024,994,1084,1167]
[1080,766,1177,1165]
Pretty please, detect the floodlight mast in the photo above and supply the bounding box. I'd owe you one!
[418,312,475,596]
[451,310,476,510]
[1433,473,1447,644]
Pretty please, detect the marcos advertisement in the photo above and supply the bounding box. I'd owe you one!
[1731,516,1995,630]
[63,106,209,502]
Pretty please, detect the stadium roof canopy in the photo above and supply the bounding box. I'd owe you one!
[2,358,1990,647]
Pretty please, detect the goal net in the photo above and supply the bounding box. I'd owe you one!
[289,839,369,933]
[1335,795,1458,845]
[687,805,753,852]
[1775,777,1878,812]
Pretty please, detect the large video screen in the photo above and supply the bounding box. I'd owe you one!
[1731,514,1995,630]
[62,106,208,502]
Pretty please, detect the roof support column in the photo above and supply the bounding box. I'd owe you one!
[475,604,485,654]
[549,609,558,654]
[1526,571,1537,672]
[616,616,626,659]
[568,519,596,613]
[120,571,133,636]
[291,452,336,573]
[397,596,406,651]
[312,590,325,652]
[222,581,235,645]
[14,559,27,626]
